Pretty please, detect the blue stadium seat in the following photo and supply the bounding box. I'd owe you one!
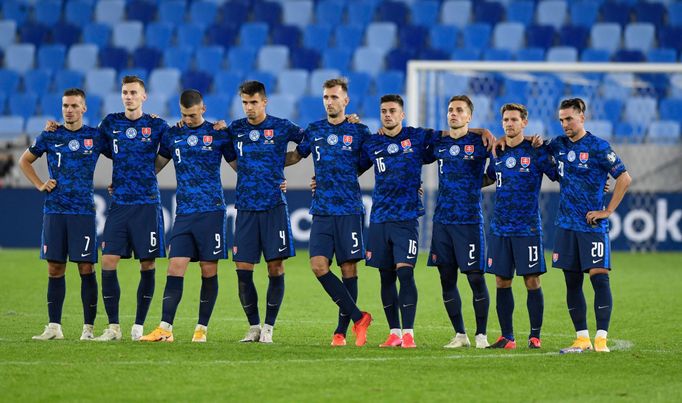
[0,116,24,138]
[429,25,459,53]
[54,69,83,91]
[474,1,505,25]
[85,68,116,97]
[227,47,258,76]
[536,0,567,29]
[166,94,181,117]
[647,120,680,143]
[558,26,589,51]
[190,1,218,29]
[366,22,398,54]
[163,47,193,72]
[65,0,94,27]
[126,0,158,24]
[2,0,29,25]
[9,93,38,119]
[283,0,314,27]
[309,68,341,95]
[149,68,181,98]
[633,2,664,26]
[493,22,525,52]
[624,97,657,127]
[353,47,385,76]
[196,46,225,75]
[506,1,535,25]
[600,2,631,27]
[271,25,302,48]
[612,49,645,62]
[670,3,682,27]
[297,95,325,124]
[83,94,102,122]
[35,0,63,27]
[469,95,493,125]
[376,1,409,25]
[145,23,174,51]
[206,23,238,47]
[344,71,370,98]
[441,0,472,28]
[334,25,364,50]
[419,48,450,60]
[590,23,622,55]
[526,25,555,50]
[99,47,129,72]
[132,47,162,72]
[290,48,320,71]
[95,0,125,26]
[346,0,376,28]
[547,46,578,62]
[658,26,682,53]
[203,94,230,120]
[118,68,147,84]
[158,0,187,25]
[0,20,16,51]
[451,48,480,60]
[614,122,645,143]
[360,96,380,119]
[399,25,428,50]
[177,24,205,49]
[385,48,417,72]
[257,45,290,74]
[214,70,243,94]
[0,69,21,94]
[113,21,144,53]
[252,1,283,26]
[244,71,276,93]
[229,95,242,120]
[411,0,440,26]
[441,73,470,95]
[266,94,297,120]
[142,94,166,117]
[587,120,614,140]
[51,22,82,47]
[103,93,123,115]
[570,1,599,28]
[39,92,62,118]
[6,44,35,74]
[462,23,492,50]
[239,23,269,48]
[375,70,404,95]
[277,69,309,98]
[624,23,655,53]
[23,69,52,96]
[524,120,546,136]
[37,45,66,74]
[322,48,352,72]
[595,98,623,124]
[83,23,111,48]
[660,98,682,122]
[647,48,677,63]
[484,48,513,61]
[602,73,634,99]
[516,47,545,61]
[303,25,331,53]
[315,0,345,26]
[26,115,57,136]
[220,2,249,26]
[20,23,50,47]
[581,48,610,62]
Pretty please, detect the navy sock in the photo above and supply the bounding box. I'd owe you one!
[564,271,587,332]
[101,270,120,324]
[527,288,544,339]
[496,287,514,340]
[337,276,360,334]
[397,267,418,329]
[265,274,285,326]
[237,270,260,326]
[379,269,400,329]
[590,274,612,332]
[316,273,361,335]
[438,266,465,333]
[80,272,98,325]
[47,276,66,324]
[160,276,184,325]
[467,272,489,335]
[198,275,219,326]
[135,269,155,326]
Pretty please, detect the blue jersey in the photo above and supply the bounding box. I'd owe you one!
[547,132,627,233]
[486,140,558,236]
[424,132,489,225]
[362,127,439,223]
[296,119,371,215]
[29,125,103,215]
[99,113,168,205]
[226,115,304,211]
[159,121,233,215]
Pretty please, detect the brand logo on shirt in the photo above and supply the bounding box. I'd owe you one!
[125,128,137,139]
[141,127,151,137]
[249,130,260,141]
[343,135,353,146]
[579,152,589,163]
[327,134,338,145]
[203,135,213,146]
[505,157,516,168]
[84,138,93,150]
[401,139,412,151]
[187,135,198,146]
[607,151,616,164]
[387,144,400,154]
[567,150,576,162]
[68,139,80,151]
[450,145,460,156]
[264,129,274,140]
[520,157,530,168]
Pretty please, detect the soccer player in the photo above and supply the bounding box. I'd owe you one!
[423,95,492,349]
[140,90,230,343]
[20,88,103,340]
[549,98,631,353]
[225,81,303,343]
[362,94,441,349]
[484,103,558,349]
[284,78,372,347]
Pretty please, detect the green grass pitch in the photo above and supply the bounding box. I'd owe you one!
[1,249,681,402]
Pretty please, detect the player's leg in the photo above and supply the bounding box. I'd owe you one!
[233,210,262,342]
[583,232,612,352]
[97,204,128,341]
[193,261,219,343]
[140,258,189,342]
[67,214,99,340]
[367,222,401,347]
[260,258,285,343]
[391,220,419,348]
[489,275,516,349]
[77,263,97,340]
[34,214,67,340]
[515,234,546,349]
[456,224,489,348]
[524,274,543,349]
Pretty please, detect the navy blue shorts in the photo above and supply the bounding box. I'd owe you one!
[365,220,419,270]
[168,211,228,262]
[101,203,166,260]
[427,223,485,272]
[41,214,97,263]
[486,234,546,278]
[309,214,364,265]
[552,228,611,272]
[233,204,294,264]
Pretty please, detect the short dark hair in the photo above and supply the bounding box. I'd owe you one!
[559,98,586,113]
[239,80,267,97]
[323,78,348,93]
[448,95,474,114]
[180,89,203,108]
[121,75,146,90]
[63,88,86,100]
[500,103,528,120]
[380,94,404,107]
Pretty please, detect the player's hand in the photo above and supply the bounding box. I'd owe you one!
[175,120,185,128]
[377,127,386,136]
[480,128,496,151]
[603,181,611,193]
[529,134,543,148]
[44,120,60,132]
[346,113,360,124]
[213,120,227,130]
[39,179,57,192]
[418,186,424,196]
[150,114,160,119]
[107,183,114,196]
[586,210,611,225]
[310,176,316,194]
[280,180,287,193]
[492,136,507,158]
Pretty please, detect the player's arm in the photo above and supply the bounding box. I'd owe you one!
[155,155,171,174]
[586,171,632,225]
[19,150,56,192]
[285,150,303,166]
[482,159,496,187]
[492,135,543,157]
[468,128,496,150]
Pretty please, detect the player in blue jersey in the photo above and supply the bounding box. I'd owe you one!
[483,103,558,350]
[548,98,631,353]
[20,89,103,340]
[423,95,492,349]
[224,81,303,343]
[140,90,231,343]
[284,78,373,347]
[362,94,442,349]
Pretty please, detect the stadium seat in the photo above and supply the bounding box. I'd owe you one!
[149,68,181,98]
[441,73,470,95]
[309,68,341,95]
[158,0,187,26]
[39,92,62,118]
[353,47,385,76]
[624,96,657,126]
[587,120,614,140]
[277,69,309,98]
[633,2,665,26]
[163,47,193,72]
[26,115,57,136]
[516,47,545,61]
[65,0,94,27]
[112,21,144,53]
[558,26,589,51]
[239,23,269,48]
[54,70,84,92]
[227,47,258,76]
[613,50,645,62]
[143,93,167,117]
[35,0,62,27]
[132,47,162,72]
[658,26,682,53]
[20,22,50,47]
[271,25,302,48]
[411,0,440,26]
[525,120,546,136]
[37,45,66,74]
[220,2,249,26]
[213,70,243,94]
[581,48,610,62]
[315,0,345,26]
[252,1,283,26]
[297,95,325,124]
[322,48,353,72]
[602,73,634,100]
[463,23,492,50]
[376,1,409,25]
[385,48,417,72]
[103,92,123,115]
[419,47,450,60]
[0,69,21,94]
[469,94,492,123]
[399,25,428,50]
[590,24,622,55]
[206,23,238,47]
[266,93,297,120]
[451,48,481,61]
[118,68,147,84]
[51,22,81,48]
[536,0,567,29]
[23,69,52,96]
[5,44,35,74]
[126,0,158,24]
[474,1,505,25]
[303,25,332,52]
[99,47,129,72]
[600,2,631,27]
[429,25,459,53]
[95,0,125,26]
[290,48,320,71]
[2,0,29,25]
[334,25,365,50]
[9,93,38,119]
[670,3,682,27]
[345,71,371,99]
[375,70,404,95]
[244,71,276,93]
[346,0,376,28]
[257,46,290,74]
[283,0,313,27]
[0,20,17,51]
[624,23,655,53]
[493,22,525,52]
[614,122,645,143]
[505,1,535,25]
[85,68,116,97]
[647,49,677,63]
[196,46,226,75]
[181,71,213,94]
[441,0,472,28]
[659,98,682,122]
[189,1,218,29]
[145,23,174,51]
[360,96,381,119]
[177,24,205,49]
[0,116,24,138]
[526,25,555,50]
[570,1,599,28]
[484,48,513,61]
[547,46,578,62]
[83,23,111,48]
[647,120,680,143]
[203,94,231,121]
[366,22,398,54]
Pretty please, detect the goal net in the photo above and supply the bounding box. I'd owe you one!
[407,61,682,252]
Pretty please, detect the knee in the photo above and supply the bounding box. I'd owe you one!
[564,271,584,289]
[78,263,94,275]
[101,255,118,268]
[311,264,329,277]
[524,275,541,290]
[267,261,284,276]
[340,262,357,278]
[467,271,485,288]
[496,276,513,289]
[47,262,66,278]
[379,269,396,285]
[140,259,156,271]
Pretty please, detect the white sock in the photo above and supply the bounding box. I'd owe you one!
[576,330,589,339]
[160,321,172,331]
[403,329,414,336]
[250,324,261,330]
[48,322,62,329]
[596,330,608,339]
[390,328,402,337]
[262,324,273,332]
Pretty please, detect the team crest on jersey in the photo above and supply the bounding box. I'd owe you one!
[579,152,589,163]
[505,157,516,168]
[343,135,353,146]
[187,135,198,146]
[449,145,460,156]
[264,129,274,139]
[68,139,80,151]
[327,134,338,145]
[607,151,616,164]
[464,145,474,155]
[249,130,260,141]
[125,128,137,139]
[552,253,559,262]
[141,127,151,137]
[401,139,412,152]
[488,258,493,267]
[520,157,530,167]
[387,144,400,154]
[84,138,93,150]
[567,150,576,162]
[203,135,213,146]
